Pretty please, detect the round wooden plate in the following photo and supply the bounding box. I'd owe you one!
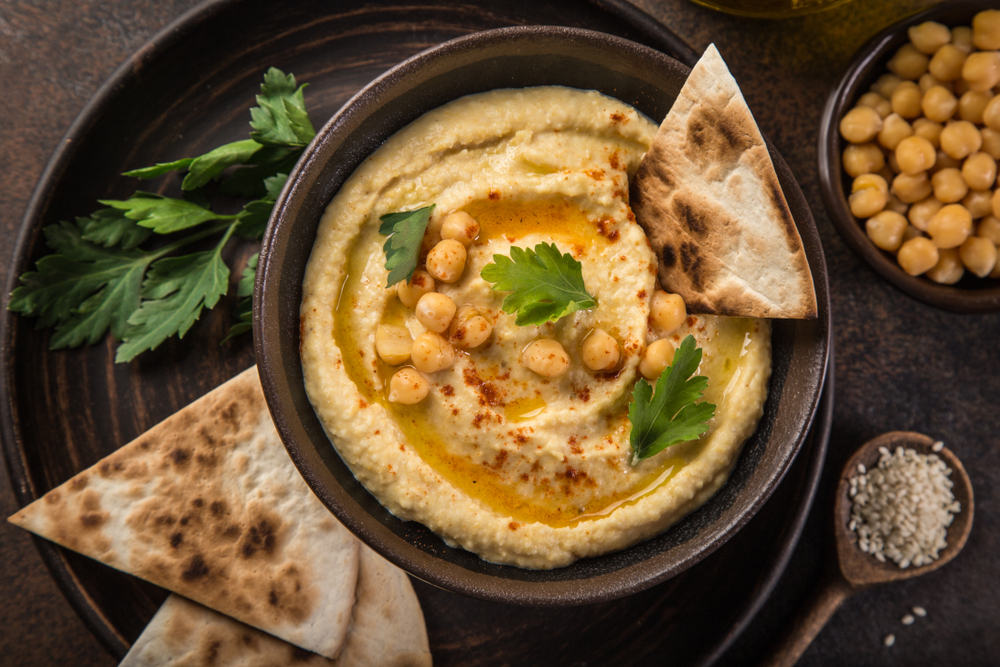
[0,0,831,664]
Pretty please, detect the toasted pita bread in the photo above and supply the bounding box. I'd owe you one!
[631,44,817,319]
[8,367,359,659]
[120,545,432,667]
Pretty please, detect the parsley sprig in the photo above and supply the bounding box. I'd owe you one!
[8,68,313,362]
[481,242,596,326]
[379,205,435,288]
[628,335,716,466]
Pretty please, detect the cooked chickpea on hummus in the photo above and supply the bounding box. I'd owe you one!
[300,87,771,569]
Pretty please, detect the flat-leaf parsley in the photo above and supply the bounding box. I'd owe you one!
[628,335,716,466]
[480,242,597,326]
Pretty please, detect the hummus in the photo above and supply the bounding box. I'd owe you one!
[300,87,771,569]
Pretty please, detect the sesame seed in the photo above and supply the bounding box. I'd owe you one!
[932,441,944,452]
[913,606,927,617]
[902,614,915,625]
[884,634,896,647]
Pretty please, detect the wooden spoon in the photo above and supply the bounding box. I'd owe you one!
[760,431,974,667]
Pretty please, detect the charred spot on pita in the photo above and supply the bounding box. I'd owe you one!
[182,554,209,581]
[672,196,706,235]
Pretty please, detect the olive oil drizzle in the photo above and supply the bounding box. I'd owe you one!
[334,198,757,527]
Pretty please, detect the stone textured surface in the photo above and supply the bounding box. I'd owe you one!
[2,0,998,666]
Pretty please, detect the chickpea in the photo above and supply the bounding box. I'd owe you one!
[520,339,570,378]
[647,292,685,335]
[891,81,924,118]
[886,193,909,215]
[375,324,413,366]
[913,117,944,147]
[952,26,975,54]
[940,120,982,159]
[959,89,992,123]
[891,171,933,203]
[387,367,429,405]
[962,188,994,218]
[959,236,999,276]
[928,44,967,81]
[858,91,893,118]
[981,94,1000,130]
[850,173,889,217]
[872,73,903,98]
[902,224,926,244]
[866,210,908,251]
[639,339,676,380]
[397,269,435,308]
[897,236,940,275]
[961,151,998,190]
[909,21,952,54]
[840,106,884,143]
[973,9,1000,50]
[887,151,901,173]
[921,85,958,122]
[410,332,456,373]
[931,167,969,203]
[919,72,952,93]
[449,305,492,349]
[440,211,480,247]
[895,135,936,173]
[581,328,621,372]
[425,239,467,283]
[415,292,456,334]
[878,113,914,150]
[978,215,1000,243]
[843,143,886,177]
[927,203,973,248]
[925,248,965,284]
[980,127,1000,158]
[888,43,930,80]
[962,51,1000,91]
[908,196,943,231]
[931,149,962,173]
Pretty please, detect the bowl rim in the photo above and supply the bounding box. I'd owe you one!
[256,24,831,605]
[818,0,1000,314]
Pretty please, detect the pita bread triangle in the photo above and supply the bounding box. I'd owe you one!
[8,367,360,660]
[119,545,431,667]
[631,44,818,319]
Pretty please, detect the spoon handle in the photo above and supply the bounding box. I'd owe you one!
[758,570,856,667]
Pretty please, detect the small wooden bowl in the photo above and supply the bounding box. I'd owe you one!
[818,0,1000,313]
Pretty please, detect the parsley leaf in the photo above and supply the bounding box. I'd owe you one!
[115,225,236,362]
[481,242,597,326]
[379,205,434,288]
[627,335,716,466]
[250,68,315,147]
[99,193,234,235]
[8,219,152,335]
[79,208,153,249]
[180,139,264,190]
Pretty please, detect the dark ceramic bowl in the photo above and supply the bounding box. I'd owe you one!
[819,0,1000,313]
[255,26,831,605]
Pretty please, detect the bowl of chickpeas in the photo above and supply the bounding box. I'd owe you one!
[820,1,1000,312]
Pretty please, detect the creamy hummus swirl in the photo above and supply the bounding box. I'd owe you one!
[300,87,771,568]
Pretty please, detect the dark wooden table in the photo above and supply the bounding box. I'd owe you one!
[2,0,997,665]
